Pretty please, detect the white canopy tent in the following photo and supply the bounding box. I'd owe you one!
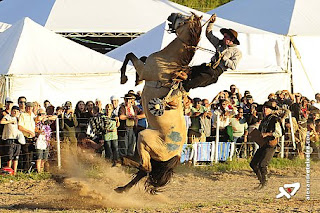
[0,21,10,32]
[208,0,320,99]
[0,18,136,106]
[0,0,210,33]
[107,12,291,103]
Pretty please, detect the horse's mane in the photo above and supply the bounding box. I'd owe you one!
[174,14,202,74]
[180,14,202,66]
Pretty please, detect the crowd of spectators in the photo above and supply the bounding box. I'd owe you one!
[0,85,319,174]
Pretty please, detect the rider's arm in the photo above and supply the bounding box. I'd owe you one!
[206,22,220,49]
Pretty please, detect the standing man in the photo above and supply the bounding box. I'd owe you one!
[250,101,283,189]
[18,96,27,113]
[110,95,120,118]
[118,93,145,158]
[18,102,36,172]
[183,14,242,91]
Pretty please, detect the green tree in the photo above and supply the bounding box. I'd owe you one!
[171,0,232,12]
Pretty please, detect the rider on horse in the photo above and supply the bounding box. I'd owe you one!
[183,14,242,92]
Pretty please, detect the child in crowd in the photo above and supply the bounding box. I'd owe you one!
[0,106,21,174]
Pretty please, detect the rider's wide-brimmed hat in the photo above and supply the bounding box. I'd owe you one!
[220,28,240,45]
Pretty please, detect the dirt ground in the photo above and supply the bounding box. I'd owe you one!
[0,153,319,213]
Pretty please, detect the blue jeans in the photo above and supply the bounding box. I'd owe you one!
[104,139,119,161]
[118,128,136,157]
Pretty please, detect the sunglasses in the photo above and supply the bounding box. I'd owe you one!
[19,101,26,104]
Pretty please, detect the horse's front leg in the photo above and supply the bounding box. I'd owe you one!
[120,53,145,84]
[114,170,147,193]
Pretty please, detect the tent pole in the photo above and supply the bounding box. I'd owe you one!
[289,39,294,94]
[290,36,315,94]
[5,75,9,98]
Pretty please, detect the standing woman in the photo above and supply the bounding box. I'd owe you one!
[35,108,55,172]
[74,101,89,140]
[103,104,120,166]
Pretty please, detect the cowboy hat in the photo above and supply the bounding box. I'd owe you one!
[122,93,136,100]
[263,101,277,110]
[220,28,240,45]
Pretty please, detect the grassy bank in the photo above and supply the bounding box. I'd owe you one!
[178,157,310,173]
[0,172,51,183]
[171,0,232,12]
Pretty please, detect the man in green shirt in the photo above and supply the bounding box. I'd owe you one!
[188,98,208,143]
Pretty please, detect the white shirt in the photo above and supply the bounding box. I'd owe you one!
[2,114,19,140]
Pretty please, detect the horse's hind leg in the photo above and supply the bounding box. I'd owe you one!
[120,53,145,84]
[135,56,147,86]
[114,170,147,193]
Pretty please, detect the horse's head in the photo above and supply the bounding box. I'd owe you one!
[167,12,202,65]
[167,12,202,35]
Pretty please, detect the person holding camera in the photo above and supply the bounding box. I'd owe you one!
[34,108,56,173]
[188,98,208,143]
[61,101,78,149]
[183,14,242,91]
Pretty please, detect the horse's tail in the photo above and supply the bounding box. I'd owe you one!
[146,155,180,189]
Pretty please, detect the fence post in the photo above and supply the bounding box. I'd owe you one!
[280,119,285,158]
[288,113,296,150]
[306,131,311,200]
[215,112,220,163]
[56,117,61,169]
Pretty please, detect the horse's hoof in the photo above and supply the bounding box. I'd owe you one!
[135,79,143,86]
[114,186,126,193]
[148,187,162,195]
[120,75,128,84]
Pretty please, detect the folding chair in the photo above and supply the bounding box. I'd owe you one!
[193,142,214,166]
[180,144,193,163]
[216,142,232,162]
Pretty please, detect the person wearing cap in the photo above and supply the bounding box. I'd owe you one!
[18,102,36,172]
[0,105,21,174]
[110,95,120,118]
[183,14,242,92]
[118,93,145,158]
[250,101,284,189]
[188,98,208,143]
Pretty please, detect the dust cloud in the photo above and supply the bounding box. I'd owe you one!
[53,148,169,209]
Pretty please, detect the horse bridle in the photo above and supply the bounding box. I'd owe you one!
[167,13,216,54]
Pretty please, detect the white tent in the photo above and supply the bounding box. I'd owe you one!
[0,0,210,33]
[0,18,136,106]
[0,21,10,32]
[107,12,291,103]
[208,0,320,99]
